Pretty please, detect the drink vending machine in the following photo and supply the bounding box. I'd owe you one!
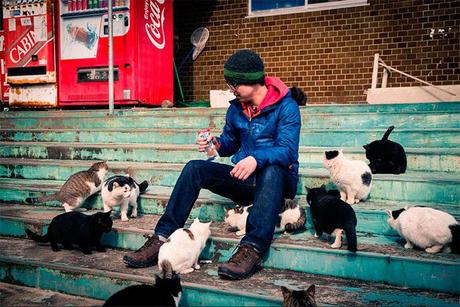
[2,0,57,107]
[57,0,173,106]
[0,29,8,105]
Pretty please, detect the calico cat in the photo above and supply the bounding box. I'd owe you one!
[281,285,317,307]
[224,199,306,236]
[104,261,182,307]
[306,186,357,252]
[323,150,372,205]
[158,218,211,274]
[387,207,460,254]
[101,175,149,221]
[25,210,113,254]
[364,126,407,174]
[26,161,109,212]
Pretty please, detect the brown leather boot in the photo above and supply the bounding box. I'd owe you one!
[217,245,262,280]
[123,234,164,268]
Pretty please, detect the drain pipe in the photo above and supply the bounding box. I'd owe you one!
[108,0,114,115]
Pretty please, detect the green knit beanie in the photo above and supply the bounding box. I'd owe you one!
[224,49,265,85]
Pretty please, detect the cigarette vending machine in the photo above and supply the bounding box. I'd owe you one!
[2,0,57,107]
[57,0,173,106]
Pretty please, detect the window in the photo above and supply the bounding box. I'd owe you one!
[249,0,368,17]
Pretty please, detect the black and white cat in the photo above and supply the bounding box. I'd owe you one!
[281,284,317,307]
[101,175,149,221]
[25,211,113,254]
[104,261,182,307]
[364,126,407,174]
[323,150,372,205]
[158,218,211,274]
[224,199,306,236]
[306,186,357,252]
[387,206,460,254]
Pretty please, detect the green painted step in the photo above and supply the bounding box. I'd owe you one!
[1,111,459,130]
[1,159,458,204]
[2,239,459,306]
[0,143,459,173]
[1,127,459,148]
[0,282,103,306]
[1,176,459,236]
[0,211,459,295]
[1,102,459,119]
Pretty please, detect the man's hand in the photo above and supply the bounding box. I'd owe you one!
[196,135,213,152]
[230,156,257,180]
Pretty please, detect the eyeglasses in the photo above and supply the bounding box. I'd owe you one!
[226,82,239,92]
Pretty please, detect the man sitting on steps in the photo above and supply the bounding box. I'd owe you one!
[123,49,301,280]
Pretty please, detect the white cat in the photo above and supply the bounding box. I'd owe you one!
[158,219,212,274]
[224,200,306,237]
[101,175,149,221]
[323,150,372,205]
[387,206,459,254]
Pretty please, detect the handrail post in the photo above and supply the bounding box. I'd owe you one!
[371,53,379,89]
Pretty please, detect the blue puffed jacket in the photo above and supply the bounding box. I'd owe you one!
[216,76,301,193]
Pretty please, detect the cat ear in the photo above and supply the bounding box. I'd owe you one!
[404,206,408,210]
[104,210,112,216]
[320,184,326,190]
[306,284,315,296]
[305,186,311,193]
[281,286,291,296]
[363,144,369,150]
[385,209,392,217]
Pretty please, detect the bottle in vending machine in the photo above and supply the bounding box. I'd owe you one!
[82,0,88,10]
[68,0,74,12]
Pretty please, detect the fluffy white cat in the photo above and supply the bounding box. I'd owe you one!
[323,150,372,205]
[224,205,252,236]
[101,175,149,221]
[387,206,459,254]
[158,219,212,274]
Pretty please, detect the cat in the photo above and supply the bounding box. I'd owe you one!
[224,199,306,236]
[26,161,109,212]
[158,218,212,274]
[364,126,407,174]
[25,210,113,254]
[281,284,317,307]
[323,150,372,205]
[104,261,182,307]
[290,86,307,106]
[306,186,357,252]
[387,206,460,254]
[101,175,149,221]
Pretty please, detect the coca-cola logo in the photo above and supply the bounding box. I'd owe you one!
[144,0,165,50]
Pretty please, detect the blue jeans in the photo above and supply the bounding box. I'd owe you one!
[154,160,298,253]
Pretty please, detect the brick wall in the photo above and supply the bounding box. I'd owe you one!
[173,0,459,104]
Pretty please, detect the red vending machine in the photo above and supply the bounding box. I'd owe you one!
[0,29,8,106]
[57,0,173,106]
[2,0,57,107]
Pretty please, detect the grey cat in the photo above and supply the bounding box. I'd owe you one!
[26,161,109,212]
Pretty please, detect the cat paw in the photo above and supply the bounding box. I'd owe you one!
[96,246,107,252]
[130,213,137,218]
[404,242,413,249]
[314,233,320,238]
[354,199,360,204]
[121,216,129,222]
[180,268,195,274]
[82,250,92,255]
[193,264,201,270]
[425,245,443,254]
[235,230,246,236]
[330,243,342,249]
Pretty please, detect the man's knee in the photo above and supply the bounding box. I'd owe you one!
[182,160,206,175]
[258,165,285,184]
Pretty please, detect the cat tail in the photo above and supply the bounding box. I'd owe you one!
[344,223,357,252]
[138,180,149,193]
[25,193,59,204]
[449,224,460,254]
[284,207,307,233]
[160,259,174,279]
[382,126,395,140]
[25,228,50,243]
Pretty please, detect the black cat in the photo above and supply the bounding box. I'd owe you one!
[363,126,407,174]
[25,211,112,254]
[306,186,357,252]
[290,86,307,106]
[104,262,182,307]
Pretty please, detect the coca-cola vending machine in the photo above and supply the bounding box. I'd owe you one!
[2,0,57,107]
[57,0,173,106]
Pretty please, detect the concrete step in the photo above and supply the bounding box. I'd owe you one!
[0,174,459,237]
[1,110,459,130]
[1,160,458,204]
[2,238,459,306]
[1,127,458,148]
[0,210,459,295]
[1,143,458,173]
[1,102,459,120]
[0,282,103,306]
